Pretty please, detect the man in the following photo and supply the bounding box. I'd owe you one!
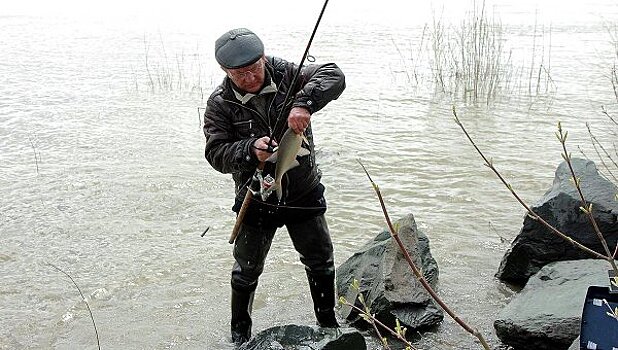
[203,28,346,345]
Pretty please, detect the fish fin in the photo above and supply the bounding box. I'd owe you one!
[296,147,310,157]
[279,160,300,179]
[273,181,283,202]
[265,151,278,163]
[301,135,309,144]
[286,159,300,171]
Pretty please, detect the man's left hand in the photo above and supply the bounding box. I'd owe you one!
[288,107,311,134]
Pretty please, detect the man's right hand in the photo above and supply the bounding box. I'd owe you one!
[252,136,277,162]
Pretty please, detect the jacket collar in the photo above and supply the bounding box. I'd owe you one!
[230,70,278,105]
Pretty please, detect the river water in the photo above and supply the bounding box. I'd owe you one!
[1,1,617,349]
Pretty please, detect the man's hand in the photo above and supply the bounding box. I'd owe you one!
[288,107,311,134]
[252,136,277,162]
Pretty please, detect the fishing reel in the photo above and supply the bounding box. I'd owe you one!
[248,169,275,201]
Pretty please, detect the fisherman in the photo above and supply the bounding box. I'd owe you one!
[203,28,346,345]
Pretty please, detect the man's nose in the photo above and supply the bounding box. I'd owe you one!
[244,72,257,82]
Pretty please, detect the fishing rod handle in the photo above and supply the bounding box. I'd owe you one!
[228,162,266,244]
[229,190,253,244]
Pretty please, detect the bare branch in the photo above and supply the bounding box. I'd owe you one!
[558,122,618,273]
[585,122,618,183]
[453,108,607,260]
[48,263,101,350]
[340,297,414,349]
[358,159,491,350]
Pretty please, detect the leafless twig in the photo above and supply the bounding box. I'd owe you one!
[48,263,101,350]
[585,122,618,183]
[358,159,491,350]
[557,122,618,273]
[453,107,618,276]
[340,280,415,350]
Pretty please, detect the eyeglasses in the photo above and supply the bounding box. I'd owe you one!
[227,60,264,80]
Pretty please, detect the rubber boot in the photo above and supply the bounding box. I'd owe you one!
[307,271,340,328]
[231,287,254,345]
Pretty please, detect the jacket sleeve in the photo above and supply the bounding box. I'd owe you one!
[203,93,259,174]
[290,61,346,114]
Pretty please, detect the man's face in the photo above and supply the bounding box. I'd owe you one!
[225,57,266,93]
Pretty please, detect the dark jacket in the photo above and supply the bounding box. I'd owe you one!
[203,56,345,206]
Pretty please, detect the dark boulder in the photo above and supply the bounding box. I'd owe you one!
[238,324,366,350]
[496,158,618,286]
[336,213,443,332]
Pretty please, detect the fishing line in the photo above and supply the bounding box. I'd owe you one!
[236,176,324,211]
[248,196,326,211]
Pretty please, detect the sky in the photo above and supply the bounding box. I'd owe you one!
[3,0,617,29]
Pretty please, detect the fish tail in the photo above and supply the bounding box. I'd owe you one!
[275,180,283,202]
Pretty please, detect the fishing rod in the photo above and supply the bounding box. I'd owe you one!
[269,0,330,138]
[229,0,330,244]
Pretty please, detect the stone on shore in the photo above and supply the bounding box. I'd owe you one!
[238,324,366,350]
[336,213,443,332]
[494,259,610,350]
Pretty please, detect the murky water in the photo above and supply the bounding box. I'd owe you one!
[1,1,617,349]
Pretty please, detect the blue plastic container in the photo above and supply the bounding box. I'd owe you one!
[579,285,618,349]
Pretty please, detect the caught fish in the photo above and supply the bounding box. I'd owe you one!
[265,128,310,201]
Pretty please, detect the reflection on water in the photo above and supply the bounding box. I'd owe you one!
[1,1,617,348]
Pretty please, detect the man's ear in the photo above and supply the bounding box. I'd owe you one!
[221,66,231,78]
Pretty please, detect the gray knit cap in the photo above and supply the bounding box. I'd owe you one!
[215,28,264,69]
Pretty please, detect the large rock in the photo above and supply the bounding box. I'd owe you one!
[494,259,610,350]
[497,158,618,286]
[336,213,443,332]
[238,325,366,350]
